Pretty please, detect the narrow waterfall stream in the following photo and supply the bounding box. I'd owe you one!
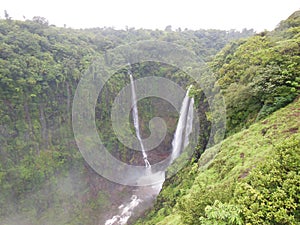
[129,72,151,168]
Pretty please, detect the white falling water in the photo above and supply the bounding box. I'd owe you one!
[104,182,163,225]
[129,73,151,168]
[104,195,142,225]
[184,97,194,147]
[104,84,194,225]
[170,86,194,163]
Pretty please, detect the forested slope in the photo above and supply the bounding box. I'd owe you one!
[0,17,253,224]
[135,96,300,225]
[212,10,300,135]
[134,10,300,225]
[1,10,299,225]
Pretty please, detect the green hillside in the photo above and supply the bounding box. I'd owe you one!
[133,11,300,225]
[212,11,300,135]
[0,9,299,225]
[135,96,299,225]
[0,16,254,224]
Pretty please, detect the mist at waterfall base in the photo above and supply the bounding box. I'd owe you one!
[104,75,194,225]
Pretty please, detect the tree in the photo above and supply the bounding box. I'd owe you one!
[32,16,49,26]
[165,25,172,32]
[4,10,11,20]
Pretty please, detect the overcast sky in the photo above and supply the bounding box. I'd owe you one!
[0,0,299,31]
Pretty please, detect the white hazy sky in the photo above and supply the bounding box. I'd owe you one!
[0,0,299,31]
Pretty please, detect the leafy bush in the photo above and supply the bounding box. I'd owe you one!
[235,137,300,224]
[199,200,243,225]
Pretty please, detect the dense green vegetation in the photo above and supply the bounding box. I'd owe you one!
[0,10,299,225]
[212,11,300,135]
[0,15,255,224]
[134,11,300,225]
[135,88,300,225]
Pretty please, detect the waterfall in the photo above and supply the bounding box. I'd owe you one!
[170,86,194,163]
[129,72,151,168]
[104,195,142,225]
[104,84,194,225]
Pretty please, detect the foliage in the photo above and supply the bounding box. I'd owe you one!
[199,200,243,225]
[135,10,300,225]
[235,137,300,224]
[209,11,300,135]
[136,94,300,225]
[1,10,299,225]
[0,16,253,224]
[177,171,235,225]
